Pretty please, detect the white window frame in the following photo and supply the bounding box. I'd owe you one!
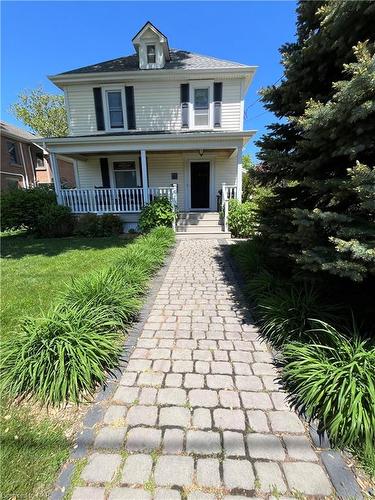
[146,44,156,64]
[109,155,141,188]
[189,81,214,130]
[103,86,127,132]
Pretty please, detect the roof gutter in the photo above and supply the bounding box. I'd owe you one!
[49,66,258,88]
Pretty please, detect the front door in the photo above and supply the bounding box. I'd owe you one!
[190,161,210,209]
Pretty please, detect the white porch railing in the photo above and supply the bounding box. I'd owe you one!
[60,186,177,214]
[221,183,237,232]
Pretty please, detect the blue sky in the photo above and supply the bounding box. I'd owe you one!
[1,1,297,159]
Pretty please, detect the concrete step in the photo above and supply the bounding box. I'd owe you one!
[176,225,225,233]
[176,231,231,240]
[178,212,220,221]
[177,219,221,227]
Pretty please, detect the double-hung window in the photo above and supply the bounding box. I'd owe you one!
[106,90,124,129]
[113,161,137,188]
[147,45,156,64]
[7,141,19,164]
[193,87,210,127]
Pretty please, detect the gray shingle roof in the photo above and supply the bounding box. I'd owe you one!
[0,121,40,141]
[60,49,251,75]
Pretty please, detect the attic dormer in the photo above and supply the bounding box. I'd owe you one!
[132,21,170,70]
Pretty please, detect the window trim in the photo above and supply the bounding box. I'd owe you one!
[189,81,214,130]
[147,45,156,64]
[103,86,127,131]
[109,156,141,188]
[7,140,20,165]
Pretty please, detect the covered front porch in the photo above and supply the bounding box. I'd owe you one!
[43,131,253,219]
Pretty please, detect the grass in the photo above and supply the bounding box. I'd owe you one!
[1,233,130,340]
[0,404,71,499]
[0,229,174,498]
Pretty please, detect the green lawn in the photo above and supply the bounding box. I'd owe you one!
[0,233,131,499]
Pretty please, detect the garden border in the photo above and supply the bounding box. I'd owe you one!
[50,241,179,500]
[222,239,363,499]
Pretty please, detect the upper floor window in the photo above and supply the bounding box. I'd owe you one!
[106,90,124,129]
[194,88,209,127]
[7,141,19,164]
[147,45,156,64]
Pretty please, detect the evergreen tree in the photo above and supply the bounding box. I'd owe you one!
[256,0,375,282]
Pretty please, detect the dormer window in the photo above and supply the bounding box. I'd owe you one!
[147,45,156,64]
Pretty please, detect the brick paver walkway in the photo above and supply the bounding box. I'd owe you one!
[72,240,334,500]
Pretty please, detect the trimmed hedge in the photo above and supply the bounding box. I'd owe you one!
[0,227,175,406]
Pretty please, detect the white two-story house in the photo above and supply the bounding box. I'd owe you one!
[40,22,256,235]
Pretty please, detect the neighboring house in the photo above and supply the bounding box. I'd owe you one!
[39,22,256,236]
[0,121,76,191]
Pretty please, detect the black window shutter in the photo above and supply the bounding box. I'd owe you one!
[125,86,136,130]
[213,82,223,128]
[180,83,190,128]
[100,158,110,188]
[93,88,105,131]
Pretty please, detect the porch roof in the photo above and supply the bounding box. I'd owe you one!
[36,130,255,155]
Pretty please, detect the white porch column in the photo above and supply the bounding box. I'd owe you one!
[236,147,243,201]
[140,149,149,205]
[50,152,62,204]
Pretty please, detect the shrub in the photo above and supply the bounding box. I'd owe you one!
[63,267,142,326]
[139,196,175,233]
[35,204,74,238]
[1,187,57,231]
[280,320,375,456]
[74,213,123,237]
[0,304,122,406]
[256,283,339,349]
[100,214,123,236]
[227,199,257,238]
[74,213,101,237]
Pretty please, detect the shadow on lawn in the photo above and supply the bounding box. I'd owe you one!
[0,233,134,260]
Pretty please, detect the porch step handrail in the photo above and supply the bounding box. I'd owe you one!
[60,186,177,214]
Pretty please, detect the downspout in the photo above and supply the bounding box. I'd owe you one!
[18,143,29,188]
[28,145,37,186]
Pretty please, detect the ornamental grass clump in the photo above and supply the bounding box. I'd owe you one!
[280,320,375,457]
[256,283,339,349]
[63,267,142,327]
[0,304,122,406]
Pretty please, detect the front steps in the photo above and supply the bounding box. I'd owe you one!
[176,212,231,240]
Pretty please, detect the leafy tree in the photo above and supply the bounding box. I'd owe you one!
[11,86,68,137]
[256,0,375,282]
[241,154,254,201]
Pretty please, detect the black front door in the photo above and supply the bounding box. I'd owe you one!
[190,162,210,209]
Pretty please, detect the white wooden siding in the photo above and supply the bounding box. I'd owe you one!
[134,82,181,131]
[214,153,237,195]
[221,80,242,131]
[65,85,97,136]
[148,152,185,210]
[76,158,102,188]
[65,79,244,136]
